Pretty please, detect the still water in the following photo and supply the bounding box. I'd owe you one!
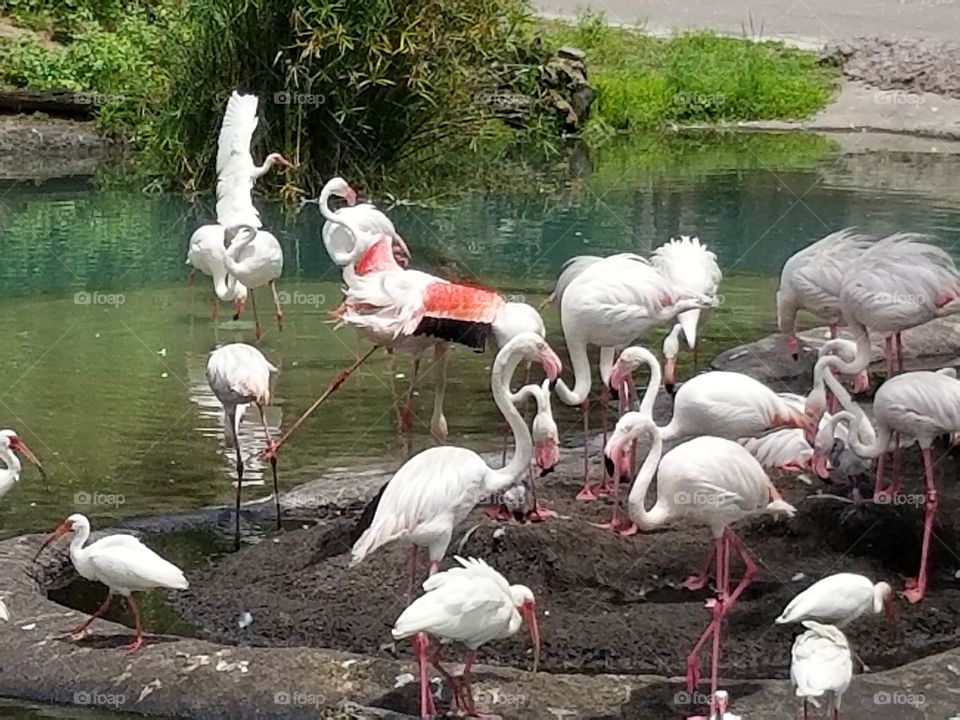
[1,132,960,717]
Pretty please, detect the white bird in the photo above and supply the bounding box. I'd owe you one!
[304,176,410,271]
[605,414,795,711]
[0,429,45,500]
[777,573,895,627]
[811,369,960,603]
[790,620,853,720]
[206,343,279,549]
[651,235,722,381]
[840,233,960,378]
[391,556,540,719]
[350,333,562,592]
[777,229,873,359]
[0,598,8,622]
[33,513,188,652]
[185,225,249,320]
[215,92,289,340]
[552,253,715,501]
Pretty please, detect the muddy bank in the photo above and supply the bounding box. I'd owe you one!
[825,38,960,100]
[0,113,109,180]
[713,320,960,390]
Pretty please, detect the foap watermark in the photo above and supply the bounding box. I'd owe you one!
[673,690,713,706]
[874,91,924,106]
[74,690,126,708]
[873,690,925,708]
[504,293,527,303]
[673,490,725,508]
[75,92,125,106]
[273,690,326,707]
[75,291,125,307]
[876,291,926,306]
[74,491,125,508]
[273,91,325,107]
[473,91,531,110]
[875,492,926,507]
[276,290,326,307]
[473,688,528,708]
[674,91,726,109]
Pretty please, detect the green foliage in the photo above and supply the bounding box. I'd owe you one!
[541,12,837,131]
[149,0,534,193]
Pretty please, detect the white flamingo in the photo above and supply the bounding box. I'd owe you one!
[349,332,562,587]
[552,253,716,501]
[790,621,853,720]
[206,342,279,550]
[777,573,895,627]
[391,556,539,719]
[0,429,45,500]
[810,369,960,602]
[33,513,188,652]
[185,226,249,320]
[605,415,795,716]
[840,233,960,377]
[651,235,722,381]
[215,92,287,340]
[777,229,872,360]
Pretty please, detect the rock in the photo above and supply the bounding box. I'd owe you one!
[557,46,586,62]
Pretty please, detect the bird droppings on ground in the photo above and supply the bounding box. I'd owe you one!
[176,452,960,683]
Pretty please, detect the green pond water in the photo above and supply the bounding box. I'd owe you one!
[2,132,960,717]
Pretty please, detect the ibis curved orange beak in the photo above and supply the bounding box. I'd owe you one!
[520,600,540,673]
[33,519,73,562]
[10,437,46,485]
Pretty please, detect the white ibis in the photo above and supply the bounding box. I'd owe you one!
[33,514,188,652]
[777,573,895,627]
[391,556,539,719]
[790,620,853,720]
[0,429,45,500]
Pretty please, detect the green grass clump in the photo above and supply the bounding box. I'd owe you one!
[542,11,837,130]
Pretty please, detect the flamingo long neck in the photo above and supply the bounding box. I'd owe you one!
[634,350,663,419]
[212,265,233,300]
[823,407,885,459]
[489,349,534,483]
[625,421,670,530]
[319,187,372,266]
[223,227,256,289]
[838,319,872,373]
[555,339,591,406]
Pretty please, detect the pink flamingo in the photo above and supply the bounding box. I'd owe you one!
[605,414,795,718]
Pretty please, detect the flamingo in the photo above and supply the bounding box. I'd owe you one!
[215,92,288,340]
[777,229,873,360]
[605,415,795,717]
[349,332,562,591]
[840,233,960,378]
[185,226,249,320]
[552,253,716,501]
[391,556,540,719]
[0,429,46,500]
[651,235,723,376]
[302,176,410,270]
[33,513,189,652]
[790,621,853,720]
[206,342,279,550]
[776,573,895,627]
[810,369,960,602]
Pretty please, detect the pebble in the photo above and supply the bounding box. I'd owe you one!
[792,572,806,582]
[237,612,254,630]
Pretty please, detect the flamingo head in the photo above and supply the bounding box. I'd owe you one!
[266,153,294,170]
[0,430,45,482]
[608,347,646,395]
[510,586,540,673]
[661,326,682,393]
[33,513,86,562]
[853,369,871,394]
[803,388,828,445]
[522,337,561,381]
[603,412,645,482]
[531,381,560,474]
[786,334,800,361]
[809,446,831,479]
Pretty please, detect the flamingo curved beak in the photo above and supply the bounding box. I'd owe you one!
[663,356,677,393]
[520,599,540,673]
[33,519,73,562]
[810,450,830,480]
[853,370,871,394]
[535,439,560,473]
[603,431,629,481]
[539,347,562,381]
[10,437,46,485]
[608,362,628,393]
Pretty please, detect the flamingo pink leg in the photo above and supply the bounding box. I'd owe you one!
[411,632,436,719]
[597,385,614,494]
[903,446,938,603]
[407,546,420,601]
[119,594,145,652]
[65,592,112,635]
[883,336,894,379]
[685,535,725,692]
[828,322,838,339]
[896,332,904,373]
[593,379,639,534]
[889,432,903,497]
[211,298,220,321]
[873,447,887,501]
[187,270,195,286]
[526,466,557,522]
[576,399,598,501]
[682,538,718,591]
[270,280,284,332]
[249,289,262,341]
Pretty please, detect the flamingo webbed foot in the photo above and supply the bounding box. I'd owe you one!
[575,485,599,502]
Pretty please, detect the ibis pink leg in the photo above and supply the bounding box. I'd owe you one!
[429,646,466,711]
[576,399,598,501]
[460,650,497,718]
[904,446,938,603]
[65,592,112,635]
[411,632,436,719]
[119,594,145,652]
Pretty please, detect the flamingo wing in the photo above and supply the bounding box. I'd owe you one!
[215,93,262,233]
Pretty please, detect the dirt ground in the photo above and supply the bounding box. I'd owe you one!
[175,442,960,692]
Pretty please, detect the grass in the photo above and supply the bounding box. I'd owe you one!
[541,11,838,132]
